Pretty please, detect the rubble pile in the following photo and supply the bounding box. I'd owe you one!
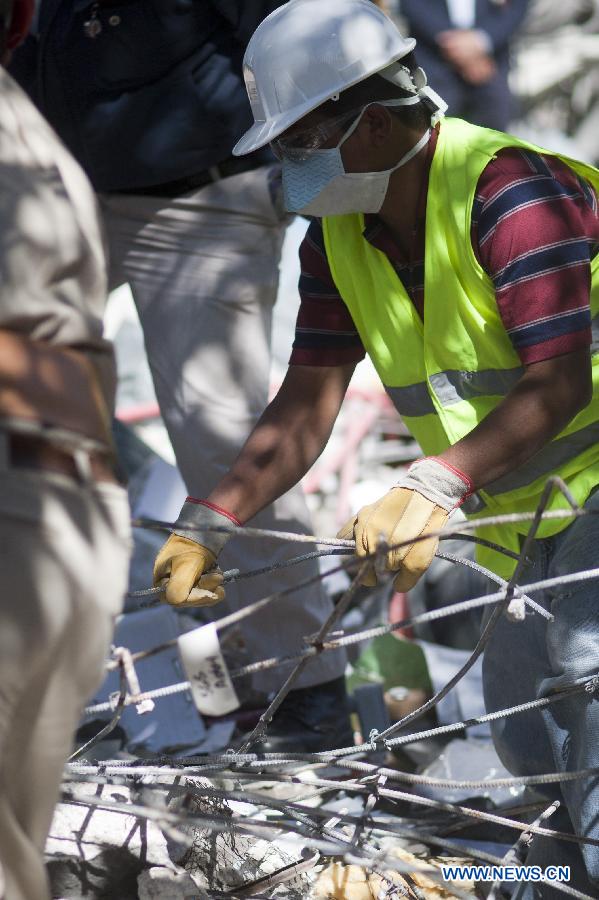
[49,769,487,899]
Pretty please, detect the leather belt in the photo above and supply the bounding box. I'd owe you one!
[7,432,119,484]
[120,156,264,198]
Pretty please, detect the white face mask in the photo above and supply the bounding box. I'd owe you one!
[282,100,431,217]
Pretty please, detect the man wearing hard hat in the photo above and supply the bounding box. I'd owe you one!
[155,0,599,890]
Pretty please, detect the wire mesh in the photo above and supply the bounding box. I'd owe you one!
[63,476,599,899]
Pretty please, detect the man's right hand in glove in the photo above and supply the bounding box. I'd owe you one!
[153,499,241,607]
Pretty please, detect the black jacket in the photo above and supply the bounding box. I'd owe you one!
[10,1,283,191]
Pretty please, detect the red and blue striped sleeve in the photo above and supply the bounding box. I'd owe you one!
[289,219,366,367]
[289,148,599,370]
[472,148,598,365]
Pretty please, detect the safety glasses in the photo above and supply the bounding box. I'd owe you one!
[270,108,363,161]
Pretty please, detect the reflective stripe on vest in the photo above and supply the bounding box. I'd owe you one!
[385,383,436,417]
[429,367,524,407]
[389,311,599,418]
[486,419,599,495]
[386,367,525,416]
[388,313,599,418]
[591,311,599,353]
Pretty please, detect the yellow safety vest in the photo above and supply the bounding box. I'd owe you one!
[322,117,599,578]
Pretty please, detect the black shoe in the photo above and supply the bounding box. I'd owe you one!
[253,676,354,754]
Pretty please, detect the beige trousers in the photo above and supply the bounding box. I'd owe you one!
[0,460,130,900]
[100,166,346,692]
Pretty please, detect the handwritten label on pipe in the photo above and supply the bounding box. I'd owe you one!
[178,624,240,716]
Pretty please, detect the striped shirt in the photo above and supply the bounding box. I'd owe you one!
[290,136,599,368]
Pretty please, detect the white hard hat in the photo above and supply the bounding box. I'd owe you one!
[233,0,418,157]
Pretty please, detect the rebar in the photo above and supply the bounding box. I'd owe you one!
[62,476,599,897]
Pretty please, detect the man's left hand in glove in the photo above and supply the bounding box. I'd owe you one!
[336,457,473,591]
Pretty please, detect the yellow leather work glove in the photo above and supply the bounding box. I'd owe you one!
[153,499,240,607]
[336,457,472,592]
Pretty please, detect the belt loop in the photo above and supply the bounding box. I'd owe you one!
[73,448,94,485]
[208,165,222,182]
[0,431,9,471]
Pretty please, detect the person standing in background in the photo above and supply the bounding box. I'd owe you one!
[10,1,351,753]
[400,0,529,129]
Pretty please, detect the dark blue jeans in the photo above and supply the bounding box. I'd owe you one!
[483,490,599,897]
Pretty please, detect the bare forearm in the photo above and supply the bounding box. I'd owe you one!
[209,407,329,522]
[207,363,354,522]
[439,351,592,489]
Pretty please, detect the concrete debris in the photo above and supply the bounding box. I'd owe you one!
[137,867,209,900]
[47,782,172,899]
[312,848,478,899]
[168,779,312,897]
[47,769,497,899]
[313,862,409,899]
[48,775,317,898]
[393,847,478,899]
